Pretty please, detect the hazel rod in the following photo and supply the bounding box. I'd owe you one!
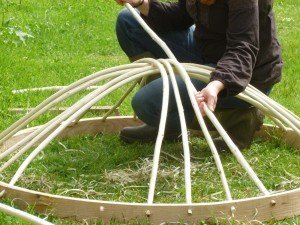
[0,67,153,171]
[0,202,53,225]
[159,58,193,204]
[0,67,148,162]
[203,104,270,195]
[168,59,232,201]
[0,65,141,144]
[139,59,170,204]
[8,71,148,186]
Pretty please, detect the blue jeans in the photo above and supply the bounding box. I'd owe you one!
[116,9,271,131]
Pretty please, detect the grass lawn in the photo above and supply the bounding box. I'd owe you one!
[0,0,299,224]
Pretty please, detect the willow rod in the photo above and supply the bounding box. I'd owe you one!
[159,59,193,204]
[0,202,53,225]
[139,59,170,204]
[168,60,233,200]
[0,64,144,143]
[0,67,152,172]
[8,70,149,186]
[0,66,152,163]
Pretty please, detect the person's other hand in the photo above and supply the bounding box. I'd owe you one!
[114,0,140,7]
[195,80,224,116]
[114,0,150,15]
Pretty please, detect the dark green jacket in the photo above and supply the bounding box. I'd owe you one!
[142,0,283,96]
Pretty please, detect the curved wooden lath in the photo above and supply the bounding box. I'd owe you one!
[0,117,299,224]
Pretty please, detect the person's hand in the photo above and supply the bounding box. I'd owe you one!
[114,0,141,7]
[114,0,149,15]
[195,80,224,116]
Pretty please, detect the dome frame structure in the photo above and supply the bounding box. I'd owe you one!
[0,4,299,224]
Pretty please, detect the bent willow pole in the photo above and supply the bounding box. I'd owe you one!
[0,3,299,224]
[0,203,53,225]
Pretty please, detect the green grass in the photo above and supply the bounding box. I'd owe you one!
[270,1,300,112]
[0,0,300,224]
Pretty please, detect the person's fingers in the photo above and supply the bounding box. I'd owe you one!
[115,0,123,6]
[195,92,206,115]
[195,92,204,103]
[195,96,205,105]
[200,102,206,116]
[206,95,217,112]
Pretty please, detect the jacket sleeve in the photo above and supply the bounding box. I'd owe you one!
[141,0,194,32]
[210,0,259,96]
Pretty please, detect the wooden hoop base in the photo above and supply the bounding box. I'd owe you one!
[1,116,299,223]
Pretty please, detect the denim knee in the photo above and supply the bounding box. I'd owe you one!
[116,9,132,40]
[131,85,162,127]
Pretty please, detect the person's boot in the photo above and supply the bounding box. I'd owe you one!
[188,107,264,151]
[188,114,215,131]
[119,124,181,143]
[213,107,265,151]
